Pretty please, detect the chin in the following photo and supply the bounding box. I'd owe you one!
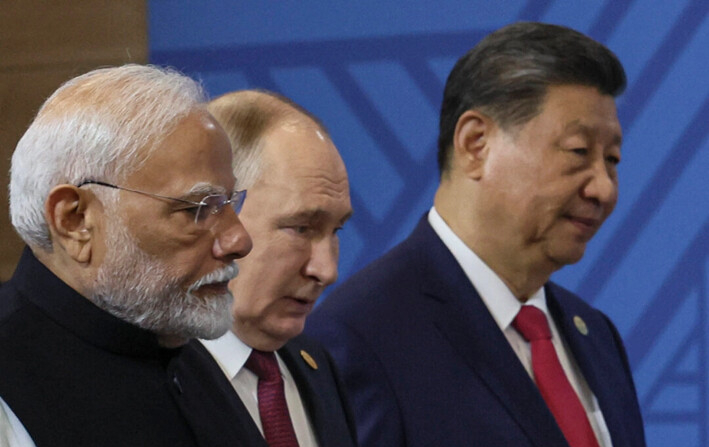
[553,250,586,267]
[546,243,587,267]
[270,318,307,342]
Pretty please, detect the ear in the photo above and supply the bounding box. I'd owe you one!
[44,185,95,263]
[452,110,493,180]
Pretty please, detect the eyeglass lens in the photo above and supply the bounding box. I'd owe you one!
[195,191,247,223]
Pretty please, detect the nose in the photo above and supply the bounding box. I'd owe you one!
[303,236,339,286]
[211,210,253,261]
[581,161,618,210]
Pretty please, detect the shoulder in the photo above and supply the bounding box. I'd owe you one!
[546,282,611,326]
[279,335,348,397]
[282,334,335,370]
[546,281,627,355]
[0,281,26,324]
[313,218,442,316]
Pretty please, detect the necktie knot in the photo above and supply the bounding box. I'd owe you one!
[245,349,281,382]
[513,305,552,342]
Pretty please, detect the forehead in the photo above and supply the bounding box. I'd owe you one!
[526,85,622,143]
[262,121,343,176]
[254,121,351,212]
[125,111,235,194]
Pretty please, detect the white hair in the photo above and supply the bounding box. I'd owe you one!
[9,64,207,251]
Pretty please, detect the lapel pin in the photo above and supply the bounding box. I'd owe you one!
[573,315,589,336]
[300,350,318,370]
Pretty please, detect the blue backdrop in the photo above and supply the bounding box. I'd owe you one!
[149,2,709,445]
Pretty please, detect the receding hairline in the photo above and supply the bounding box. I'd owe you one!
[207,89,334,189]
[209,89,330,138]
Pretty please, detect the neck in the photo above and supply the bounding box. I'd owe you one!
[434,184,554,302]
[233,325,286,352]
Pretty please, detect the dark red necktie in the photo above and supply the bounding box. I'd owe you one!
[245,350,300,447]
[513,306,600,447]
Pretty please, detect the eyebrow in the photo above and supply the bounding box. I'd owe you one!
[563,120,623,146]
[180,182,229,200]
[281,208,353,225]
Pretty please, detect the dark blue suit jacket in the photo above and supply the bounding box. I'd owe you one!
[180,335,359,447]
[306,217,646,447]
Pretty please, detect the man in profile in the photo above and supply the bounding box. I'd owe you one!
[307,22,646,447]
[186,90,356,447]
[0,64,254,446]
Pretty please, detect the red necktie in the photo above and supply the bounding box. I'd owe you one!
[245,350,300,447]
[513,306,600,447]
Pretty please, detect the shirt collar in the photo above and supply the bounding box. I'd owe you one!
[199,330,252,380]
[428,207,548,330]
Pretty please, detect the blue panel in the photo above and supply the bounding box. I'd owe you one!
[646,425,700,447]
[633,290,698,397]
[149,0,526,50]
[427,57,457,85]
[651,385,700,412]
[197,71,251,98]
[607,0,691,84]
[348,61,439,163]
[539,0,607,32]
[675,343,699,374]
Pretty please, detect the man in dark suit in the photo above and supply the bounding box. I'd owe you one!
[306,22,646,447]
[0,65,255,446]
[184,90,356,447]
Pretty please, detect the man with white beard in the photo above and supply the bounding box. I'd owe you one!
[0,64,253,446]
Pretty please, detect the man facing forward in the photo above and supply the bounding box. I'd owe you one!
[307,22,646,447]
[186,90,356,447]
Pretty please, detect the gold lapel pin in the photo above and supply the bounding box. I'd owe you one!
[300,350,318,370]
[573,315,589,336]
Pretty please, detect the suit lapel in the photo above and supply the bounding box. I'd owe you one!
[414,219,570,447]
[278,341,333,447]
[546,286,633,447]
[176,341,268,447]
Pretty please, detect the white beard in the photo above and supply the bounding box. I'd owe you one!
[89,214,236,342]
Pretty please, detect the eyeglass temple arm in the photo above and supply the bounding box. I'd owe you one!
[76,180,202,206]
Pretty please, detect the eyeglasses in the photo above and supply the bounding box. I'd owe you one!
[77,180,247,224]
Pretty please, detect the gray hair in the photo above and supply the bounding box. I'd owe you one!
[10,64,207,250]
[207,89,330,189]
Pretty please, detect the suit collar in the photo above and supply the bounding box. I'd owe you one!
[278,338,330,446]
[179,341,268,446]
[546,284,637,447]
[410,218,571,447]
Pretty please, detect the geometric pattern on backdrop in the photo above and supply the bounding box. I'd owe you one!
[150,1,709,445]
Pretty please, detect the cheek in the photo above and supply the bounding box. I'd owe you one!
[129,226,216,281]
[233,245,304,294]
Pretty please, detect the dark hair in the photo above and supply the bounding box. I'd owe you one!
[437,22,626,175]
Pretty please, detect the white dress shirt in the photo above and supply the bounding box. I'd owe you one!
[0,397,36,447]
[200,332,319,447]
[428,207,613,447]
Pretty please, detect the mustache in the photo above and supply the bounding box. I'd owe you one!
[188,262,239,293]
